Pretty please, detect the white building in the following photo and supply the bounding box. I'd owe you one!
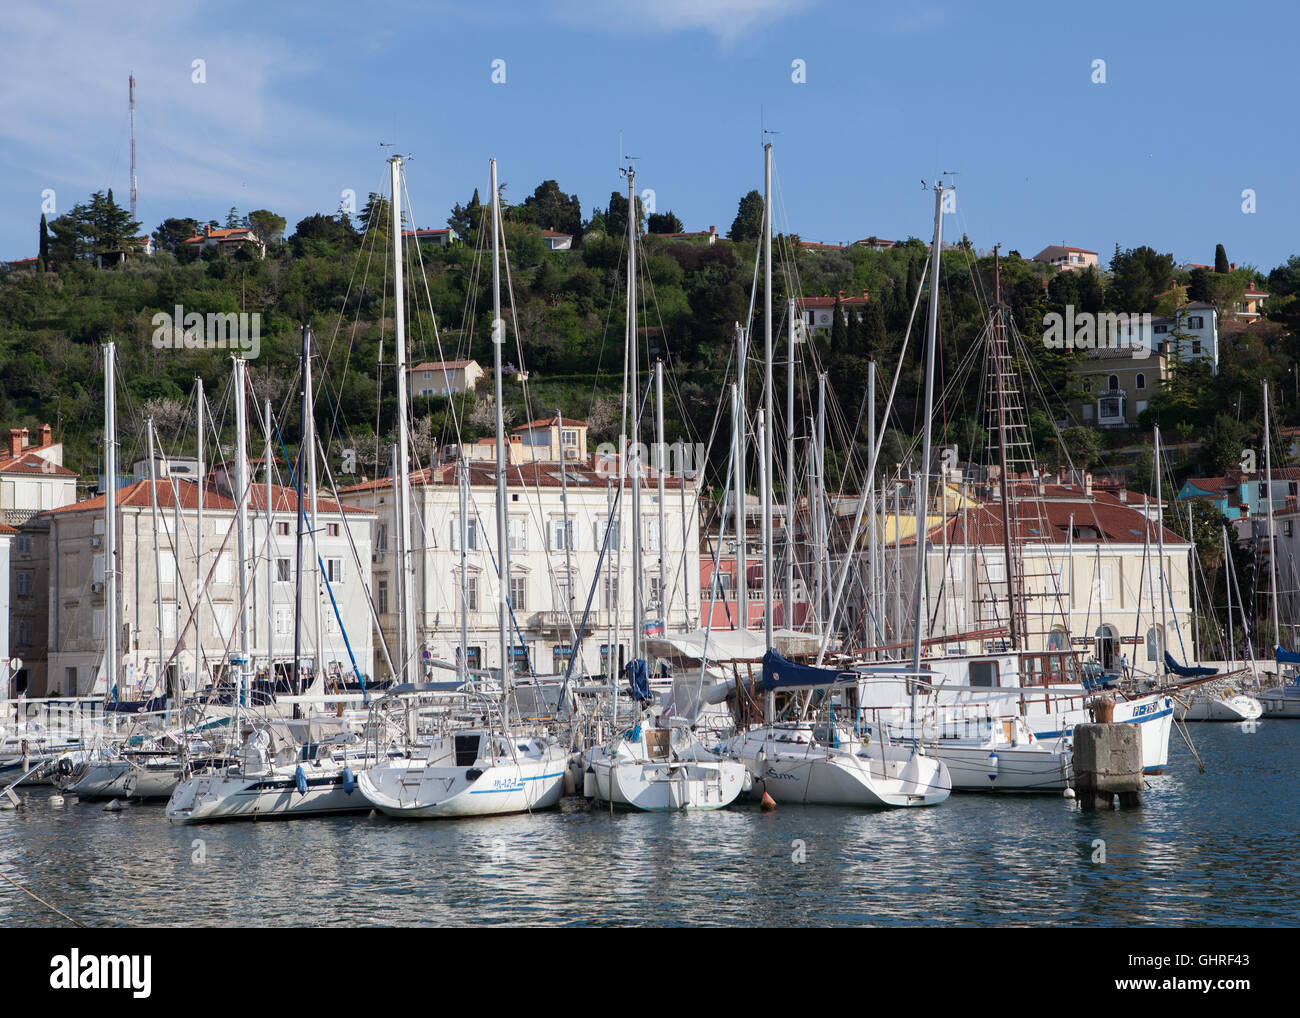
[408,359,484,399]
[38,475,377,698]
[338,448,701,682]
[1,424,78,526]
[0,523,12,698]
[1032,245,1099,272]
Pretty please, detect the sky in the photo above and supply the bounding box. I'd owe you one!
[2,0,1297,273]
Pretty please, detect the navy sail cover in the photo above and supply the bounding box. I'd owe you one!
[760,649,857,691]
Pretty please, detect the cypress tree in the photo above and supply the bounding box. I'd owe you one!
[1215,243,1230,274]
[38,213,49,269]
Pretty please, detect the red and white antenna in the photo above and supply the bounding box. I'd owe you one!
[129,74,137,221]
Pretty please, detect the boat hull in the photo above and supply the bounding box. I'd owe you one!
[357,754,566,818]
[165,766,370,824]
[588,757,747,811]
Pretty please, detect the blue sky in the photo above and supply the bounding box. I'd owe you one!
[2,0,1296,273]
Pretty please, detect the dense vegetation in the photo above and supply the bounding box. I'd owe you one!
[4,184,1299,504]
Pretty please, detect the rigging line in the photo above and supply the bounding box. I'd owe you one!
[0,867,87,928]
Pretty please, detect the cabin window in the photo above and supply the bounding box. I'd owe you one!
[970,661,998,688]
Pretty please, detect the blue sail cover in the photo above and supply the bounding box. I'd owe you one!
[624,658,652,701]
[759,650,857,691]
[1164,651,1217,679]
[1276,646,1300,664]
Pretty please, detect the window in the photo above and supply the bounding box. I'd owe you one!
[970,661,998,687]
[16,535,31,555]
[1108,374,1119,391]
[1188,316,1204,329]
[554,573,572,609]
[1154,324,1169,334]
[645,524,660,553]
[551,518,575,551]
[460,574,479,613]
[327,523,340,537]
[275,607,293,636]
[214,604,233,636]
[162,604,178,639]
[214,553,231,585]
[508,516,527,552]
[1136,373,1146,390]
[649,574,663,608]
[562,429,578,448]
[16,620,32,646]
[325,558,344,584]
[594,516,619,550]
[1081,377,1092,393]
[376,523,387,553]
[452,516,479,551]
[602,571,618,611]
[1259,481,1268,498]
[553,644,572,674]
[325,611,339,634]
[275,521,291,536]
[93,609,105,639]
[17,570,32,597]
[93,553,105,583]
[508,574,527,611]
[1098,563,1114,601]
[1192,340,1202,356]
[377,578,388,615]
[276,558,291,582]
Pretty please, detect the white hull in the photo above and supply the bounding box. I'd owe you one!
[723,726,950,807]
[358,733,567,819]
[166,762,370,823]
[66,758,181,800]
[1176,694,1263,722]
[930,743,1072,792]
[1259,686,1300,718]
[584,754,747,811]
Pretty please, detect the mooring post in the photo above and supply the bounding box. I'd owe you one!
[1074,709,1143,809]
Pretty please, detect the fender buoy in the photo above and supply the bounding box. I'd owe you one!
[342,766,355,794]
[760,791,776,812]
[294,765,308,795]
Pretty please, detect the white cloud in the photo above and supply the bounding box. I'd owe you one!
[552,0,817,47]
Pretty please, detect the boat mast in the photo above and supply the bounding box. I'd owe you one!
[103,343,118,700]
[992,247,1020,652]
[734,323,748,630]
[145,419,166,701]
[292,328,307,696]
[1154,425,1169,671]
[490,158,511,713]
[909,182,947,715]
[264,398,274,690]
[304,343,324,692]
[233,356,252,704]
[625,164,643,666]
[1265,382,1281,653]
[762,141,774,654]
[390,154,416,681]
[785,296,796,627]
[866,359,877,654]
[458,451,469,683]
[194,376,203,700]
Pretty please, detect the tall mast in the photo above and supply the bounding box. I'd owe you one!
[128,75,137,223]
[762,141,774,650]
[233,357,251,704]
[390,155,416,681]
[304,343,324,692]
[458,452,469,682]
[103,343,118,698]
[491,158,511,706]
[145,419,165,700]
[655,361,666,629]
[785,296,796,627]
[1154,424,1169,670]
[292,328,307,695]
[1265,382,1281,653]
[734,324,748,629]
[992,246,1020,651]
[866,360,877,652]
[264,399,274,689]
[625,164,643,664]
[194,376,204,699]
[909,182,947,712]
[558,405,576,645]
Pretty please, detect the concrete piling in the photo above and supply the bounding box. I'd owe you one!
[1073,722,1143,810]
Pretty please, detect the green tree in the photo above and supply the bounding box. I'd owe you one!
[605,189,646,236]
[1215,244,1230,274]
[246,209,286,245]
[648,211,685,234]
[152,217,200,253]
[1107,245,1174,313]
[519,180,582,237]
[38,213,49,269]
[728,190,764,242]
[448,188,482,238]
[225,206,244,228]
[358,193,393,235]
[1200,412,1248,474]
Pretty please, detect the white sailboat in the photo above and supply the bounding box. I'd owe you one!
[355,156,567,819]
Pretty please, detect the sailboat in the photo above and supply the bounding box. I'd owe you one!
[717,153,951,808]
[355,156,567,819]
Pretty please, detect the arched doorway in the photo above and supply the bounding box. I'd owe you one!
[1146,625,1164,664]
[1095,624,1119,670]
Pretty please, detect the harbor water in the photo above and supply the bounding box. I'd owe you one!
[2,722,1296,927]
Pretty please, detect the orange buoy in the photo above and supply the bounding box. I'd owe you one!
[760,791,776,812]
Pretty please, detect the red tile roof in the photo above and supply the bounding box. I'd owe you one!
[513,416,586,431]
[0,451,76,477]
[44,480,371,517]
[184,227,259,244]
[903,497,1185,547]
[410,359,476,373]
[338,458,684,494]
